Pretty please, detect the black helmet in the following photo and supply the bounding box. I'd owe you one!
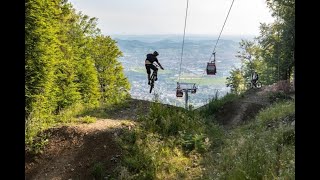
[153,51,159,56]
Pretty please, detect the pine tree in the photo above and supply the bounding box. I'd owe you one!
[25,0,62,119]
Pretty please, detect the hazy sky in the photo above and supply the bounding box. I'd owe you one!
[68,0,274,36]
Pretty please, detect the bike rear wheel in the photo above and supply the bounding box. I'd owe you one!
[256,82,262,88]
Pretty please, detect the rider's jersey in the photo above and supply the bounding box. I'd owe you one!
[252,72,259,80]
[145,54,159,64]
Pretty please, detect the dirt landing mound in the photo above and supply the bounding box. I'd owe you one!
[25,119,133,180]
[215,82,291,129]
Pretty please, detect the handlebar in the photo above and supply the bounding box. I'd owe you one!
[153,63,164,70]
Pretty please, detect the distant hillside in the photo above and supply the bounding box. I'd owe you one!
[111,34,255,42]
[115,38,239,55]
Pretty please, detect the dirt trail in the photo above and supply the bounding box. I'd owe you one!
[214,83,291,129]
[25,99,151,180]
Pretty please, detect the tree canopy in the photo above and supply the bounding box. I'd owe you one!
[227,0,295,93]
[25,0,130,143]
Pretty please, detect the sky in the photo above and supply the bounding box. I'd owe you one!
[68,0,274,36]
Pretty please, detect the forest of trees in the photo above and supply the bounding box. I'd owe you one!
[25,0,130,145]
[226,0,295,94]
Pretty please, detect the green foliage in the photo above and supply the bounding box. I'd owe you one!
[91,162,105,180]
[227,0,295,92]
[25,0,61,117]
[78,116,97,124]
[89,35,130,104]
[25,97,56,149]
[119,129,199,180]
[256,100,295,126]
[226,68,246,94]
[202,92,239,116]
[118,129,157,179]
[25,128,50,154]
[227,39,270,93]
[117,98,223,179]
[55,103,85,123]
[141,102,206,137]
[204,100,295,179]
[268,91,293,104]
[260,0,295,81]
[179,131,210,153]
[74,57,100,106]
[25,0,130,148]
[78,97,132,120]
[68,13,101,107]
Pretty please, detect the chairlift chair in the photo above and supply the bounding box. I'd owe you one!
[191,85,197,94]
[176,88,183,97]
[176,83,184,97]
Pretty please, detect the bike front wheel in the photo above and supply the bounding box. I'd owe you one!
[149,72,156,93]
[149,82,154,93]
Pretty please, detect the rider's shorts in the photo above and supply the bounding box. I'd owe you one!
[145,64,158,74]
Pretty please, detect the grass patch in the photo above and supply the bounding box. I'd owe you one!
[78,116,97,124]
[256,100,295,126]
[91,162,106,180]
[203,100,295,179]
[116,99,223,179]
[79,99,132,119]
[25,99,130,154]
[200,92,240,116]
[268,91,294,104]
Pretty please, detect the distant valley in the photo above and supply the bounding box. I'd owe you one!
[113,35,245,108]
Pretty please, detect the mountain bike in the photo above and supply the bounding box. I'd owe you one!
[246,80,262,89]
[148,63,164,93]
[149,69,157,93]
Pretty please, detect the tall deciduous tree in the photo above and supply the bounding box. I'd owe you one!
[89,35,130,104]
[226,0,294,92]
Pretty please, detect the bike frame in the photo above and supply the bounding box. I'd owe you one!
[149,64,160,93]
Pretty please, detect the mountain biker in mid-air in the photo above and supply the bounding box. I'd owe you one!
[145,51,164,85]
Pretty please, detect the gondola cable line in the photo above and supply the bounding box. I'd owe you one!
[175,0,236,109]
